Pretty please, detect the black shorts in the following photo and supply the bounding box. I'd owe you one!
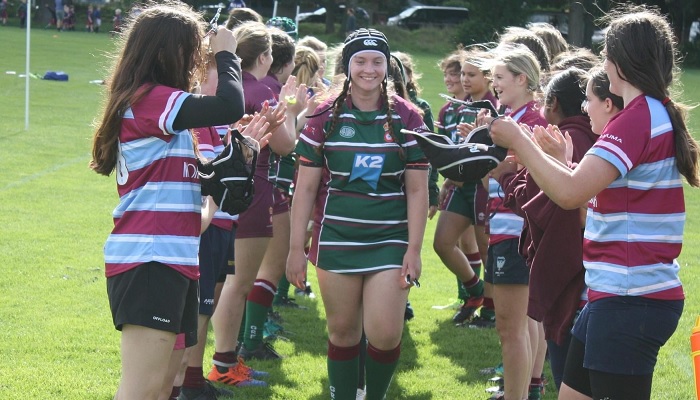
[484,238,529,285]
[107,262,198,347]
[199,225,234,315]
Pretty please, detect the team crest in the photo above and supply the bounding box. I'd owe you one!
[339,126,356,138]
[496,256,506,270]
[383,123,394,142]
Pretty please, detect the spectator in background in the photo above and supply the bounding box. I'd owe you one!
[93,5,101,33]
[55,0,63,30]
[1,0,8,26]
[86,4,94,32]
[17,0,27,28]
[112,8,123,37]
[345,8,356,36]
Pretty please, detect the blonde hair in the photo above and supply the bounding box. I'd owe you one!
[292,45,320,87]
[494,44,540,93]
[233,21,272,70]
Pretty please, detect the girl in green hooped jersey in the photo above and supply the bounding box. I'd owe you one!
[287,28,429,400]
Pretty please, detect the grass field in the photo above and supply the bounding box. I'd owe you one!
[1,26,699,399]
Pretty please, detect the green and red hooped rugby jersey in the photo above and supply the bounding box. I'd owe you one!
[296,95,429,273]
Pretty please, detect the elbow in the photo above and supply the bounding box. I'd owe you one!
[556,193,587,210]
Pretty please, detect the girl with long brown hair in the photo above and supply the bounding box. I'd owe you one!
[90,2,245,399]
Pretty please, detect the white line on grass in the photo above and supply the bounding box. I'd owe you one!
[0,154,90,192]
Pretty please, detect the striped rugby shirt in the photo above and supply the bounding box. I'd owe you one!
[104,85,201,280]
[296,95,429,273]
[487,101,545,244]
[195,126,235,230]
[584,95,685,301]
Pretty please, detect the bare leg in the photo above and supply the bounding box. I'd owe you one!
[433,210,476,281]
[212,237,270,353]
[494,284,531,400]
[116,324,176,400]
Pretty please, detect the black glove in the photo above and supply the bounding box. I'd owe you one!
[405,129,507,182]
[198,129,258,215]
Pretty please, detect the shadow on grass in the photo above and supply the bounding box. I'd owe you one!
[429,317,502,386]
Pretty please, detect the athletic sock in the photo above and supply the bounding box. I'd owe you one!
[462,274,484,298]
[365,342,401,400]
[457,276,469,301]
[481,296,496,319]
[182,366,206,388]
[243,279,276,350]
[168,386,181,400]
[467,251,482,279]
[274,275,291,303]
[212,351,238,369]
[328,340,361,400]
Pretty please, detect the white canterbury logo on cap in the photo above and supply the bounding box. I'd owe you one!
[363,39,378,46]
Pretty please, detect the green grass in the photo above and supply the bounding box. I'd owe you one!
[0,25,699,399]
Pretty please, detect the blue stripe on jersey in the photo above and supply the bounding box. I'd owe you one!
[105,234,200,266]
[625,158,683,190]
[489,213,525,235]
[113,182,201,217]
[584,211,685,243]
[160,91,191,135]
[122,135,195,171]
[584,260,681,296]
[587,143,629,176]
[647,96,673,138]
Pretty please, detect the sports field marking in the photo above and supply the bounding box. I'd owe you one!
[0,154,90,192]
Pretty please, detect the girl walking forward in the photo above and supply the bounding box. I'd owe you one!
[490,8,698,400]
[287,28,429,400]
[89,2,245,399]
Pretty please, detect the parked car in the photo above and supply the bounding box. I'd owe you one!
[386,6,469,30]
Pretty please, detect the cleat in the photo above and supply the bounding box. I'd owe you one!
[485,384,504,394]
[404,301,415,321]
[466,314,496,329]
[232,356,269,379]
[479,362,503,376]
[263,319,285,340]
[208,364,268,388]
[267,309,284,324]
[274,296,307,309]
[178,382,219,400]
[239,341,283,361]
[206,380,234,398]
[452,296,484,324]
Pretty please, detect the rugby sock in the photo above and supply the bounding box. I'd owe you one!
[529,376,544,399]
[365,342,401,400]
[328,340,361,400]
[212,351,238,370]
[168,386,181,400]
[243,279,276,351]
[481,296,496,319]
[274,275,291,303]
[182,366,205,389]
[463,274,484,298]
[467,252,482,279]
[457,276,469,301]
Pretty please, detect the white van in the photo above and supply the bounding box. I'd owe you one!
[387,6,469,30]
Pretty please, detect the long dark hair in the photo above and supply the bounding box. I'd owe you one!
[545,67,587,118]
[91,1,204,176]
[604,7,699,186]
